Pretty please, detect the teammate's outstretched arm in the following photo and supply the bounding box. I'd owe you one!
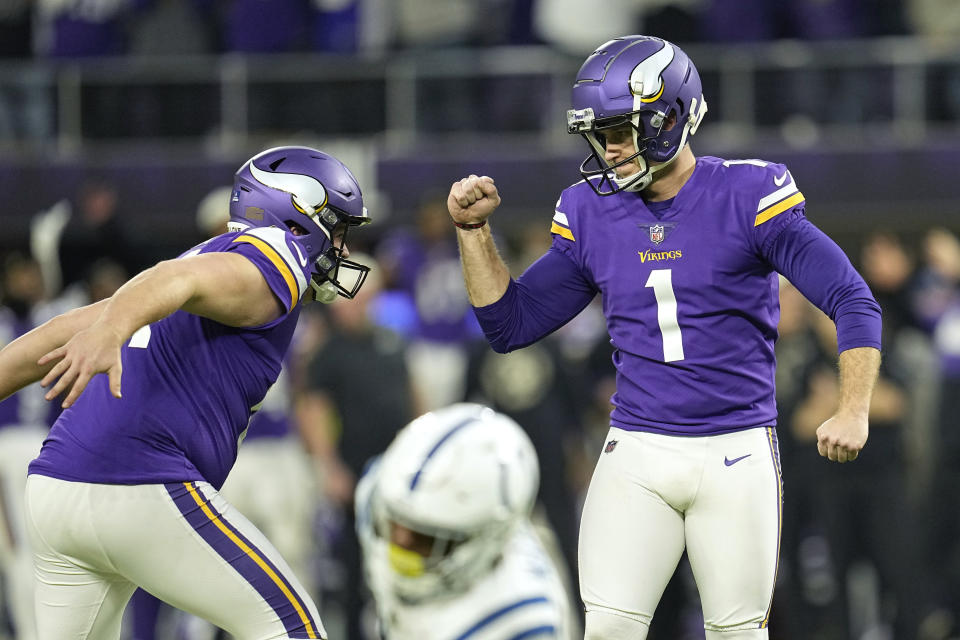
[447,174,511,307]
[39,252,284,409]
[0,299,108,402]
[815,345,881,463]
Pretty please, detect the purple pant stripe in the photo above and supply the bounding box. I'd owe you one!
[761,427,783,628]
[164,482,320,639]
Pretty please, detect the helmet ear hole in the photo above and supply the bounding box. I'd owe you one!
[285,220,309,236]
[665,109,679,132]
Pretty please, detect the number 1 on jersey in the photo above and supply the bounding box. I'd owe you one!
[645,269,685,362]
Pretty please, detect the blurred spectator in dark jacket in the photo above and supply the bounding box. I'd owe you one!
[0,0,31,56]
[57,177,140,291]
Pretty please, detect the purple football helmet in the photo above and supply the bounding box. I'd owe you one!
[230,146,371,302]
[567,35,708,196]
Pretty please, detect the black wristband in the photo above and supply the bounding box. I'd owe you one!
[452,219,487,230]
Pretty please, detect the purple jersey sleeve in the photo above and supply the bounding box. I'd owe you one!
[472,248,598,353]
[766,215,882,352]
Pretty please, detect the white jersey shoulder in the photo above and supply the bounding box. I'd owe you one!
[232,226,310,299]
[552,187,587,243]
[720,158,805,227]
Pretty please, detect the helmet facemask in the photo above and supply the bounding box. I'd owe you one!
[569,107,674,196]
[302,206,371,303]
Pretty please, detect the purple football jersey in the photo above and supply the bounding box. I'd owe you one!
[475,156,879,436]
[29,226,313,489]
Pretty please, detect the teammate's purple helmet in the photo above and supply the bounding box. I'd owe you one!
[567,35,708,196]
[230,146,372,301]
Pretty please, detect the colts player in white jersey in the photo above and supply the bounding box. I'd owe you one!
[0,146,372,639]
[356,403,572,640]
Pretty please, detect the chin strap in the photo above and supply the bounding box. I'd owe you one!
[620,96,706,193]
[617,147,683,193]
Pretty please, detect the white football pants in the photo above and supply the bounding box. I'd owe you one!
[0,424,45,640]
[24,475,325,640]
[579,426,782,638]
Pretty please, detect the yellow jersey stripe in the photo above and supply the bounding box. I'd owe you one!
[550,221,575,242]
[232,235,298,310]
[184,483,318,638]
[754,192,804,227]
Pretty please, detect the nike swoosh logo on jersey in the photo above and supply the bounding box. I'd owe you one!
[292,242,308,267]
[773,171,788,187]
[724,454,752,466]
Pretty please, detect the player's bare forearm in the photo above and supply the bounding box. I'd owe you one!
[96,261,197,341]
[448,174,511,307]
[101,253,281,336]
[39,254,281,408]
[455,224,511,307]
[35,269,183,407]
[815,346,880,463]
[0,300,107,401]
[837,346,881,418]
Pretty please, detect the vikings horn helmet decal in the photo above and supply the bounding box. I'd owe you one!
[248,161,329,219]
[631,42,674,104]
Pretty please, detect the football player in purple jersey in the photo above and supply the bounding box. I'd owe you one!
[447,36,881,639]
[0,145,371,640]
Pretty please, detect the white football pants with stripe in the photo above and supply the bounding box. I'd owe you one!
[24,475,325,640]
[579,426,782,639]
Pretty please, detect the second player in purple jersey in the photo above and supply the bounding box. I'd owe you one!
[0,145,372,640]
[29,228,309,489]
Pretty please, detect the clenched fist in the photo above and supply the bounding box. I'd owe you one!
[448,175,501,226]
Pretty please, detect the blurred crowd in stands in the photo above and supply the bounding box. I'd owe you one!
[1,0,959,146]
[0,175,958,640]
[0,0,953,60]
[1,1,960,639]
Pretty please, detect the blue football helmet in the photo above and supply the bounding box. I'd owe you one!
[567,35,708,196]
[229,146,372,302]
